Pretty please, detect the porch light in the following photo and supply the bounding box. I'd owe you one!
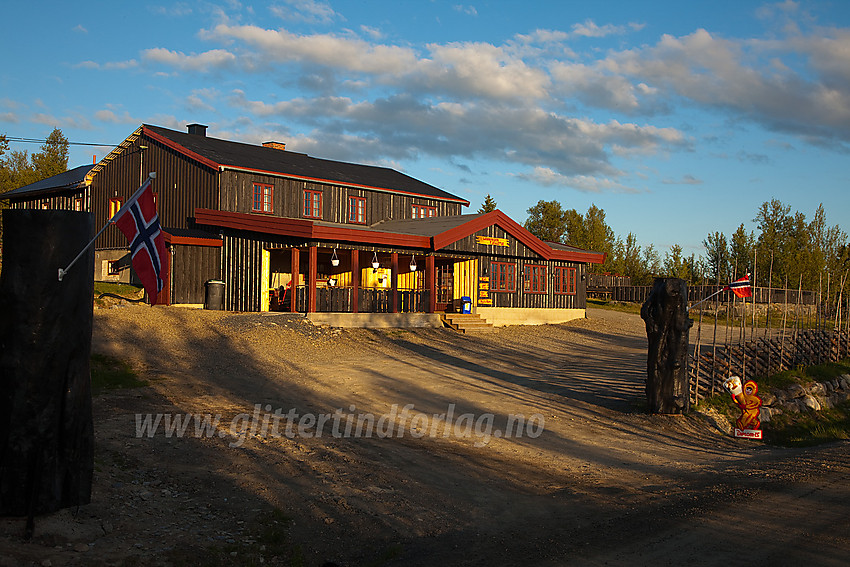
[331,248,340,267]
[371,251,380,270]
[409,256,417,272]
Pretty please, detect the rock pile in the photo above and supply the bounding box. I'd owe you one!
[759,374,850,422]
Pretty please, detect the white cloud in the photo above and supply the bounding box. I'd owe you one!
[270,0,340,24]
[142,48,237,71]
[661,174,702,185]
[516,167,639,193]
[74,59,138,70]
[73,24,87,34]
[453,5,478,16]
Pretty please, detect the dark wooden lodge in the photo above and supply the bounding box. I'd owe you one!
[3,124,604,325]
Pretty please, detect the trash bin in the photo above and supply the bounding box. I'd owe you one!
[461,296,472,314]
[204,279,225,310]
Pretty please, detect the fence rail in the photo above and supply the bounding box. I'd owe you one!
[689,329,850,403]
[589,285,816,305]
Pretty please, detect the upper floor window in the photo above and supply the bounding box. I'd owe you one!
[491,262,516,292]
[348,196,366,224]
[74,198,84,212]
[253,183,274,214]
[523,264,547,294]
[109,198,123,219]
[303,189,322,219]
[412,204,436,219]
[554,267,577,295]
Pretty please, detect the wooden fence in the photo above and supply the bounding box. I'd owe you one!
[688,329,850,403]
[590,284,816,305]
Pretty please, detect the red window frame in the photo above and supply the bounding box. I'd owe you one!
[412,204,437,219]
[109,198,123,219]
[252,183,273,214]
[554,267,577,295]
[523,264,547,294]
[491,262,516,292]
[348,196,366,224]
[303,189,322,219]
[74,197,84,211]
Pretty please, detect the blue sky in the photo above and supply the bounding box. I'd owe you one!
[2,0,849,257]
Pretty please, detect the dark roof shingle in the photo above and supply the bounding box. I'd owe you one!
[1,164,93,200]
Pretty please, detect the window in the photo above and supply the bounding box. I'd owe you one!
[523,264,547,293]
[303,189,322,219]
[491,262,516,292]
[107,260,121,276]
[348,196,366,224]
[40,200,50,210]
[109,198,123,219]
[74,198,84,212]
[412,204,437,219]
[554,267,577,295]
[253,183,274,214]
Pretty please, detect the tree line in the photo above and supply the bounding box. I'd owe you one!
[477,194,849,291]
[0,128,71,269]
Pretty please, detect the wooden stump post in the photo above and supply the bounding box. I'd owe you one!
[0,209,95,519]
[640,278,693,414]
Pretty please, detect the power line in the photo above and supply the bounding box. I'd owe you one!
[4,136,116,148]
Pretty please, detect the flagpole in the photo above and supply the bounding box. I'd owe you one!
[58,172,156,282]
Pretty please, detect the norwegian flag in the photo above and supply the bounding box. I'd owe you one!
[112,178,167,305]
[723,274,752,298]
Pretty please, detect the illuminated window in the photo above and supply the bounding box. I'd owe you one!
[109,198,123,219]
[74,198,83,211]
[253,183,273,213]
[108,260,121,276]
[412,204,436,219]
[303,190,322,219]
[348,196,366,224]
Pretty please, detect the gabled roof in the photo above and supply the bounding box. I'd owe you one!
[124,124,469,206]
[194,208,605,264]
[1,164,93,200]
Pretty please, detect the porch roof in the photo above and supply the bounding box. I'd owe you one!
[194,208,605,264]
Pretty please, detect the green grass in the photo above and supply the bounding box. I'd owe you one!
[587,298,642,314]
[93,281,144,298]
[90,353,146,394]
[696,358,850,447]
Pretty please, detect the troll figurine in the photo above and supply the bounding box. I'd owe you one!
[723,376,763,438]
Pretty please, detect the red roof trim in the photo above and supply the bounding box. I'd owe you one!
[432,210,605,264]
[143,127,221,171]
[162,231,223,248]
[194,209,430,247]
[220,165,470,206]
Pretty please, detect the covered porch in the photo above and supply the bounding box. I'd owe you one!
[264,246,477,314]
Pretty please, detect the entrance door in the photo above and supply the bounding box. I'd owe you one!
[436,262,453,311]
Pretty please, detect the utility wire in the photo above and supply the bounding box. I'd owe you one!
[4,136,116,147]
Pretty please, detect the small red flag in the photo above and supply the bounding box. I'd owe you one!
[724,274,752,298]
[112,178,167,305]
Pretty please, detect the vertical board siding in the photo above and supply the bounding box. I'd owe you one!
[90,135,218,249]
[172,245,222,304]
[221,170,463,225]
[478,256,585,310]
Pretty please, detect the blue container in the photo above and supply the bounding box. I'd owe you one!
[461,296,472,314]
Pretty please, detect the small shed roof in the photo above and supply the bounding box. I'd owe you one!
[1,164,94,200]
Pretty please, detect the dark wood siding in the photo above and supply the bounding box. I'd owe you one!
[442,225,542,259]
[479,256,587,310]
[9,188,90,212]
[220,170,464,225]
[172,245,221,304]
[90,134,218,249]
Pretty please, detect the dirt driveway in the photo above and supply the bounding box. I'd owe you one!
[1,307,848,566]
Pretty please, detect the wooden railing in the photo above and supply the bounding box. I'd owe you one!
[287,286,428,313]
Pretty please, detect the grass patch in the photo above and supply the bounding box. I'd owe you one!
[587,298,642,314]
[90,353,145,394]
[696,358,850,447]
[94,281,144,298]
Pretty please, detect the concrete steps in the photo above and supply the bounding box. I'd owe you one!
[440,313,494,333]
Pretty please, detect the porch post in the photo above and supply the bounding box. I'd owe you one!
[426,254,436,313]
[391,252,399,313]
[351,249,359,314]
[290,247,299,314]
[308,245,317,313]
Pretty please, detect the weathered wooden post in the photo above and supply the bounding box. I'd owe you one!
[0,209,95,524]
[640,278,693,414]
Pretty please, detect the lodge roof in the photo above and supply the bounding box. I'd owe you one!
[141,125,470,205]
[1,164,94,200]
[369,213,484,236]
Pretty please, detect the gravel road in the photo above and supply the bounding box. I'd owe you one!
[0,305,847,566]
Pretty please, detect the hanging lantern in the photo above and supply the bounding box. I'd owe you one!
[371,251,380,270]
[409,256,417,272]
[331,248,340,267]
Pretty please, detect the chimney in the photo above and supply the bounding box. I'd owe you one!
[187,124,207,136]
[262,141,286,151]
